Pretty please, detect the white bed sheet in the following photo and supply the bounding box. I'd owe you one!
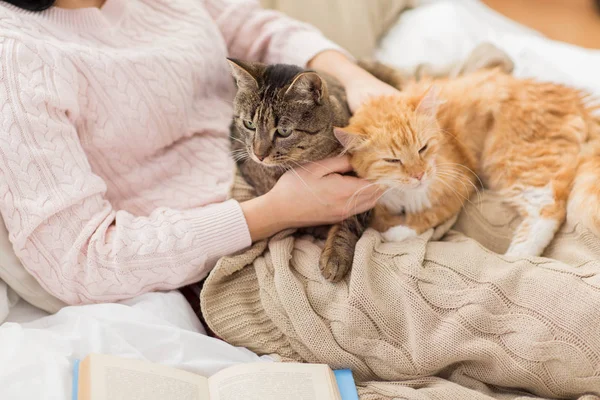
[378,0,600,97]
[2,1,600,399]
[0,291,269,399]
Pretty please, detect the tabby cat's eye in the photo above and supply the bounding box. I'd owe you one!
[384,158,403,165]
[276,127,293,137]
[243,120,256,130]
[419,144,428,154]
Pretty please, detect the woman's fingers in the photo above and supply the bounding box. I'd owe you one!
[304,155,353,177]
[268,156,383,229]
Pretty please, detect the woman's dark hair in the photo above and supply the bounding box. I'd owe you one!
[1,0,55,11]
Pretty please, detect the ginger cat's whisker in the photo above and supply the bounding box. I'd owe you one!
[431,177,487,225]
[302,159,336,176]
[436,168,480,197]
[436,163,484,188]
[437,127,461,144]
[433,177,477,207]
[288,160,322,179]
[289,168,324,205]
[433,180,481,223]
[344,182,381,216]
[435,169,482,212]
[435,171,478,203]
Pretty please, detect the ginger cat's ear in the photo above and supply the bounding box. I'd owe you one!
[227,58,261,91]
[334,127,364,151]
[416,84,442,118]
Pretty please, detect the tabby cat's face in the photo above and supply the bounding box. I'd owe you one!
[228,60,340,168]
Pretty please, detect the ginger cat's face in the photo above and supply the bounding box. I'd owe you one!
[335,89,441,191]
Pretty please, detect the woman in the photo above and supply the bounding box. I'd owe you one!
[0,0,398,305]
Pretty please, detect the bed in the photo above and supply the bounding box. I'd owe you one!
[1,1,599,398]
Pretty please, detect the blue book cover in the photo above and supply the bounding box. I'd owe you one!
[72,359,80,400]
[333,369,359,400]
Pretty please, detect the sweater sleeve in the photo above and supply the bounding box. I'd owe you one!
[0,43,251,305]
[203,0,349,66]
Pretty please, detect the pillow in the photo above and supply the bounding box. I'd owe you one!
[260,0,412,59]
[0,215,65,313]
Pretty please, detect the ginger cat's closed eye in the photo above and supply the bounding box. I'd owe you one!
[337,68,600,257]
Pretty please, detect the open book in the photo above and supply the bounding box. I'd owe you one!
[73,353,358,400]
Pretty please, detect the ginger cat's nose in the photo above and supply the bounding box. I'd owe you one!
[413,172,424,181]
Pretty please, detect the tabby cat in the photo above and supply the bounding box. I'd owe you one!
[227,59,368,282]
[335,68,600,257]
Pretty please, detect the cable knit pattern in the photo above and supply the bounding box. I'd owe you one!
[201,174,600,399]
[0,0,342,305]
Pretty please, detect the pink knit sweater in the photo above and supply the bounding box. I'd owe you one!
[0,0,341,305]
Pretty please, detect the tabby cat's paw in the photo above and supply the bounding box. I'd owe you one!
[382,225,417,242]
[319,246,352,283]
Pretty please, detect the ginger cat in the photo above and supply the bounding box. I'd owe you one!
[335,68,599,257]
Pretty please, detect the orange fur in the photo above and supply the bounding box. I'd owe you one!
[337,68,598,256]
[567,119,600,237]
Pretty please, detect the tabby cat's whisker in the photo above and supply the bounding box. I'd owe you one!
[230,136,247,145]
[231,151,250,161]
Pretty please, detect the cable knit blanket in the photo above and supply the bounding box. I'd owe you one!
[201,170,600,399]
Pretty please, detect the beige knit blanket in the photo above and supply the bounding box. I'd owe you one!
[201,175,600,400]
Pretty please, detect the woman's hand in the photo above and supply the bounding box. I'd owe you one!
[344,73,400,114]
[241,156,381,241]
[307,50,400,112]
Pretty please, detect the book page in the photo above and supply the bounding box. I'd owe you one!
[208,362,339,400]
[87,354,210,400]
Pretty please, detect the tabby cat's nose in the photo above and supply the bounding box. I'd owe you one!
[413,172,424,181]
[255,152,267,161]
[252,146,267,161]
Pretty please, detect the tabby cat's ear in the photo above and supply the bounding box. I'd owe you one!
[285,72,326,105]
[227,58,259,91]
[416,84,442,118]
[334,127,364,151]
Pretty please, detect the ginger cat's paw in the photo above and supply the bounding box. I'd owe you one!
[319,245,352,282]
[381,225,417,242]
[504,247,534,258]
[504,241,545,258]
